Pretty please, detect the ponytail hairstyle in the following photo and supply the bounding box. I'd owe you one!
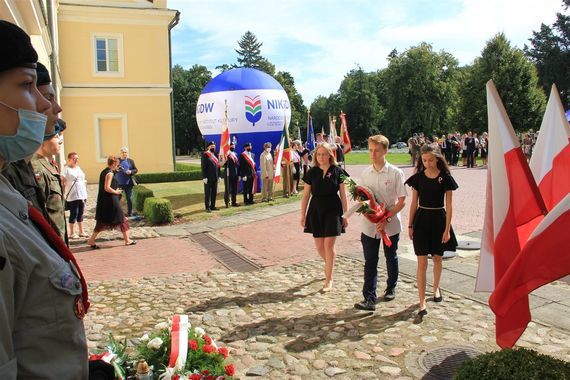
[415,143,451,174]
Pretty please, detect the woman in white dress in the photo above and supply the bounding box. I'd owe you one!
[62,151,88,238]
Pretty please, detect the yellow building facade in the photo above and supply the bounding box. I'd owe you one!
[1,0,179,181]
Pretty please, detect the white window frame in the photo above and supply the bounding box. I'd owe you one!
[94,113,128,162]
[92,33,124,77]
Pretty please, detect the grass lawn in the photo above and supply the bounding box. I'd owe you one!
[345,151,412,166]
[145,179,303,222]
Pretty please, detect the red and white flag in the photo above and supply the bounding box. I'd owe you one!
[490,194,570,348]
[476,80,547,348]
[529,84,570,211]
[219,102,230,159]
[339,112,352,154]
[273,120,291,183]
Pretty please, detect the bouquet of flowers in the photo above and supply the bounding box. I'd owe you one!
[91,315,235,380]
[341,175,393,247]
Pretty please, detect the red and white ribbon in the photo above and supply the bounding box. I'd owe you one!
[168,315,189,371]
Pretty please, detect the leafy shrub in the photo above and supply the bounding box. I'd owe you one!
[136,170,201,183]
[133,185,154,212]
[175,162,200,171]
[143,197,174,224]
[454,348,570,380]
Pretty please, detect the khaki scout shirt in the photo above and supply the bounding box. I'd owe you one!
[1,160,50,220]
[30,154,66,242]
[0,175,88,379]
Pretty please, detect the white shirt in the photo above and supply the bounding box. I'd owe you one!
[359,162,407,238]
[61,166,88,202]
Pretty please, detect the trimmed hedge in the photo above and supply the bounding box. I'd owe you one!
[143,197,174,224]
[454,348,570,380]
[133,185,154,212]
[175,162,200,172]
[136,170,201,184]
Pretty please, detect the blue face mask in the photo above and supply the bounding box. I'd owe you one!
[0,101,47,162]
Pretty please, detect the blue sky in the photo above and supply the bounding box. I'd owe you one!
[169,0,563,106]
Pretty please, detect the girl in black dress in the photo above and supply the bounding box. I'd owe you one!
[406,144,458,317]
[87,155,136,248]
[301,143,349,291]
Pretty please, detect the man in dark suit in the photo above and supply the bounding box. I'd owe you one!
[201,141,220,212]
[239,142,256,205]
[223,141,240,207]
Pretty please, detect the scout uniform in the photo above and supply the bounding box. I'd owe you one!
[31,153,67,242]
[1,159,49,218]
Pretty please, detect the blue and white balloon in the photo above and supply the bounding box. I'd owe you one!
[196,68,291,167]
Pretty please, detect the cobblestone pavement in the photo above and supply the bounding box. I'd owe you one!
[85,257,570,379]
[79,165,570,378]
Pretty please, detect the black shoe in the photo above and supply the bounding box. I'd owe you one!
[433,288,443,303]
[211,207,220,211]
[206,208,211,213]
[384,288,396,301]
[418,308,428,317]
[354,300,376,311]
[232,203,240,207]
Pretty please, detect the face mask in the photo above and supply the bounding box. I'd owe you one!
[230,147,235,152]
[0,102,47,162]
[266,148,271,153]
[209,148,215,153]
[246,148,251,152]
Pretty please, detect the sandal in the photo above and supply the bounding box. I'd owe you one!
[80,233,90,238]
[69,234,79,239]
[89,244,100,250]
[125,240,137,246]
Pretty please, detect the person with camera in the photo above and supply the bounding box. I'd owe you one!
[86,155,136,248]
[116,146,138,217]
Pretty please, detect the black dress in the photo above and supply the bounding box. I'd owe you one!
[405,171,458,256]
[303,165,347,237]
[95,168,126,230]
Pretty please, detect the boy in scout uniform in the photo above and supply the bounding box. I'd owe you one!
[0,21,89,379]
[30,62,68,243]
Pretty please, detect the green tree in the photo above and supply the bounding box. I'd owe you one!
[459,33,546,133]
[525,6,570,108]
[235,31,275,75]
[338,66,381,145]
[172,64,212,155]
[274,71,307,139]
[309,94,341,140]
[382,43,460,141]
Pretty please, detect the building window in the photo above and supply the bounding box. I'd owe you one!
[92,34,124,76]
[94,114,128,162]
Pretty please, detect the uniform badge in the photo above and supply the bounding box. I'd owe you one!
[34,172,41,181]
[74,295,86,319]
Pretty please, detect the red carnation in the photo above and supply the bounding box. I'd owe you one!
[225,364,235,376]
[202,344,216,354]
[188,339,198,351]
[218,346,229,358]
[201,369,209,374]
[189,374,201,380]
[172,375,180,380]
[203,335,213,345]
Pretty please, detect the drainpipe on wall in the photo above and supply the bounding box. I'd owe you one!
[168,10,180,170]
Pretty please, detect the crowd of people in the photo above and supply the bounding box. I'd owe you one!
[200,132,347,211]
[408,131,489,168]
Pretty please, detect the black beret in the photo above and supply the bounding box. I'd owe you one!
[207,141,215,147]
[0,21,38,72]
[243,142,252,148]
[36,62,51,86]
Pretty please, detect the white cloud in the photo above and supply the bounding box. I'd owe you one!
[169,0,563,105]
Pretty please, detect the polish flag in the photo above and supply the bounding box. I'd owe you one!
[490,194,570,348]
[529,84,570,211]
[220,103,230,159]
[475,81,547,348]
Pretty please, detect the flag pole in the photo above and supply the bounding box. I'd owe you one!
[223,100,230,207]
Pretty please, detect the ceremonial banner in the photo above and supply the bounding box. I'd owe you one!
[476,81,547,348]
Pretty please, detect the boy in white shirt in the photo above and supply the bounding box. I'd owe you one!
[355,135,407,311]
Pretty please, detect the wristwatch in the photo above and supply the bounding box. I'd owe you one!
[386,217,392,223]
